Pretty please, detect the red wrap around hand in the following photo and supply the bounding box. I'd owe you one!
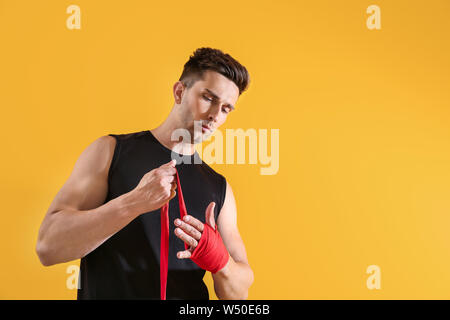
[189,222,229,274]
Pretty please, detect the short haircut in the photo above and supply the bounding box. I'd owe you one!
[179,47,250,95]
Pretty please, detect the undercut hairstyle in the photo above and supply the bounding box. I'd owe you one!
[179,47,250,95]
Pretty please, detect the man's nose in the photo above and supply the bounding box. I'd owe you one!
[208,105,221,122]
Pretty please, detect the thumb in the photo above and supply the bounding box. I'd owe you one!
[205,202,216,229]
[161,159,177,168]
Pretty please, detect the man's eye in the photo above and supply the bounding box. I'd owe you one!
[203,96,212,102]
[222,107,230,114]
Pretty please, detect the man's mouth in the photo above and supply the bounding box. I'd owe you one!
[202,124,211,133]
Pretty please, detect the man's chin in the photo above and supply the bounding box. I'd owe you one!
[193,132,211,144]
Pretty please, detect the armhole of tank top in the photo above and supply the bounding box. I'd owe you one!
[217,175,227,220]
[107,134,121,184]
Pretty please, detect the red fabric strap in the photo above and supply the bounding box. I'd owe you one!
[159,168,229,300]
[190,223,229,274]
[160,168,187,300]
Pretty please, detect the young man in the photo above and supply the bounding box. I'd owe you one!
[36,47,254,300]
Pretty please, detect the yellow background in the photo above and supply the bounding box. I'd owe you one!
[1,0,449,299]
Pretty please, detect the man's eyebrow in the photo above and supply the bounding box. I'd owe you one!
[204,88,235,110]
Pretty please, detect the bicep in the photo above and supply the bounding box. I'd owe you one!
[46,135,116,215]
[217,180,249,265]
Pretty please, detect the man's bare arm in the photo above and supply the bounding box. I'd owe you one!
[212,181,254,300]
[35,136,177,266]
[171,180,254,299]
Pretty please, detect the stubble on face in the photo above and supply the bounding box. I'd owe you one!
[177,88,207,144]
[177,71,239,144]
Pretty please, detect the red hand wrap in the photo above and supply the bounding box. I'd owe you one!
[159,168,229,300]
[190,223,229,274]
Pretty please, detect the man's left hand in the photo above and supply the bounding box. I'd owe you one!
[173,202,216,259]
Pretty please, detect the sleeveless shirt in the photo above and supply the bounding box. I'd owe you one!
[77,130,227,299]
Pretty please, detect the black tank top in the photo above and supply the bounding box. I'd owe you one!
[77,130,227,299]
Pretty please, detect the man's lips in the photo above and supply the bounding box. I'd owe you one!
[202,125,211,133]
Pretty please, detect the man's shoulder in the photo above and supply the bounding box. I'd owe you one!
[107,130,149,141]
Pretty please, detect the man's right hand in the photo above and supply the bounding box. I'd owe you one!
[36,136,179,266]
[127,159,178,214]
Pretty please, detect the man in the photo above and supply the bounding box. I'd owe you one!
[35,47,254,300]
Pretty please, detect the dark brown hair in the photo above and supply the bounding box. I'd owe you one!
[179,47,250,95]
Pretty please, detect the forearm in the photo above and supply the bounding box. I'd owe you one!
[36,192,139,266]
[212,255,254,300]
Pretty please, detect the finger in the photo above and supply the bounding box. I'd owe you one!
[158,166,177,177]
[168,187,176,201]
[176,250,192,259]
[174,218,202,240]
[161,174,175,184]
[182,215,204,232]
[174,227,198,248]
[166,180,177,197]
[161,180,177,204]
[160,159,176,168]
[205,202,216,229]
[162,188,176,206]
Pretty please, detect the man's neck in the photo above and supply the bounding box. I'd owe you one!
[150,121,196,156]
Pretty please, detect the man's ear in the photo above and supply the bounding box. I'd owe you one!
[173,81,185,104]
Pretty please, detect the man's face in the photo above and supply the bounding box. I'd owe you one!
[175,70,239,143]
